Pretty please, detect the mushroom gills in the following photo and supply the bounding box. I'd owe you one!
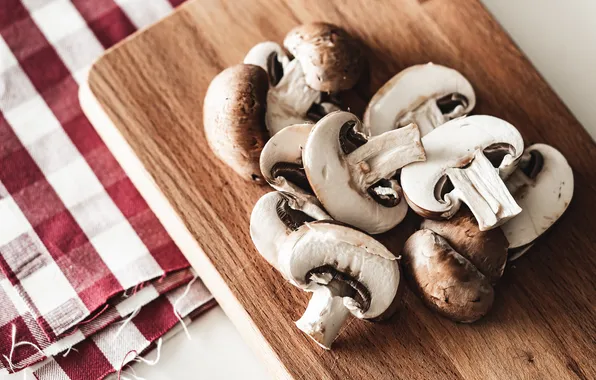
[436,93,469,116]
[276,193,317,231]
[368,178,402,207]
[267,51,284,86]
[339,120,368,154]
[307,265,371,311]
[271,162,313,194]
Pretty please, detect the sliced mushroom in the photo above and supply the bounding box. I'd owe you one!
[402,229,494,323]
[283,22,364,92]
[203,64,269,182]
[250,191,329,269]
[243,41,290,86]
[260,123,314,194]
[401,115,523,231]
[278,221,401,349]
[502,144,574,260]
[421,208,509,284]
[363,63,475,136]
[303,111,426,234]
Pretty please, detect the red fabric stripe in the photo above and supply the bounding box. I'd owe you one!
[168,0,187,8]
[0,0,29,30]
[71,0,136,49]
[54,338,112,380]
[132,297,178,341]
[0,114,119,314]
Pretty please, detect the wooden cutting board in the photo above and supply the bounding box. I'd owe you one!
[80,0,596,378]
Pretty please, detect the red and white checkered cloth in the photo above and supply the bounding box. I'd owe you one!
[0,0,218,378]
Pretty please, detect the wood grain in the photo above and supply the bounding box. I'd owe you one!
[83,0,596,378]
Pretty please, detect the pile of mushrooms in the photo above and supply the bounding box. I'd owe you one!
[203,23,574,348]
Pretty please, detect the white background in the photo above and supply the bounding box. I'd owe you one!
[4,1,596,379]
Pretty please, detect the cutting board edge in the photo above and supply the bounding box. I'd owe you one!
[78,78,293,380]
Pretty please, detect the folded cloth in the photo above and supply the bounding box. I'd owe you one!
[29,277,215,380]
[0,268,195,373]
[0,0,214,375]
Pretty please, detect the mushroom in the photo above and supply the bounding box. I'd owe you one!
[203,64,269,182]
[363,63,475,136]
[501,144,574,260]
[303,111,426,234]
[402,229,494,323]
[260,123,314,194]
[400,115,523,231]
[421,208,509,284]
[250,191,329,269]
[244,42,339,136]
[283,22,364,92]
[278,221,401,349]
[243,41,290,86]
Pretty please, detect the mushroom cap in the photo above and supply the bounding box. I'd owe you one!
[402,229,494,323]
[502,144,574,260]
[243,41,290,85]
[363,63,476,136]
[421,208,509,284]
[250,191,329,270]
[400,115,523,222]
[283,22,364,92]
[203,64,269,182]
[279,221,401,320]
[260,123,314,194]
[303,111,409,234]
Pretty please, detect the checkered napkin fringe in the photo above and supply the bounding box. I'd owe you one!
[0,0,217,377]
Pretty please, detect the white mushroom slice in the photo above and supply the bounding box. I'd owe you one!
[250,191,329,270]
[260,123,313,194]
[244,41,290,85]
[502,144,574,260]
[303,111,426,234]
[363,63,476,136]
[278,222,401,349]
[401,115,523,231]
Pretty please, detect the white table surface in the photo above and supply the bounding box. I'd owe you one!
[4,1,595,379]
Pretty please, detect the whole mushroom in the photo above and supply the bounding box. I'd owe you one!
[303,111,426,234]
[401,115,523,231]
[502,144,574,260]
[364,63,475,136]
[421,208,509,284]
[203,64,269,182]
[402,229,495,323]
[278,221,402,349]
[283,22,365,92]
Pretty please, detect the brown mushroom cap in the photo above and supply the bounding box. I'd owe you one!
[203,64,269,182]
[421,208,509,284]
[283,22,364,92]
[402,229,494,323]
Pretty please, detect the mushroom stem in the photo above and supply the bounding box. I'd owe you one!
[400,99,445,136]
[447,151,521,230]
[266,60,321,135]
[347,123,426,185]
[295,285,351,349]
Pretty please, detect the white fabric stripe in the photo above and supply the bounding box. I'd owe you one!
[113,0,173,29]
[27,0,88,44]
[115,285,159,316]
[93,316,149,369]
